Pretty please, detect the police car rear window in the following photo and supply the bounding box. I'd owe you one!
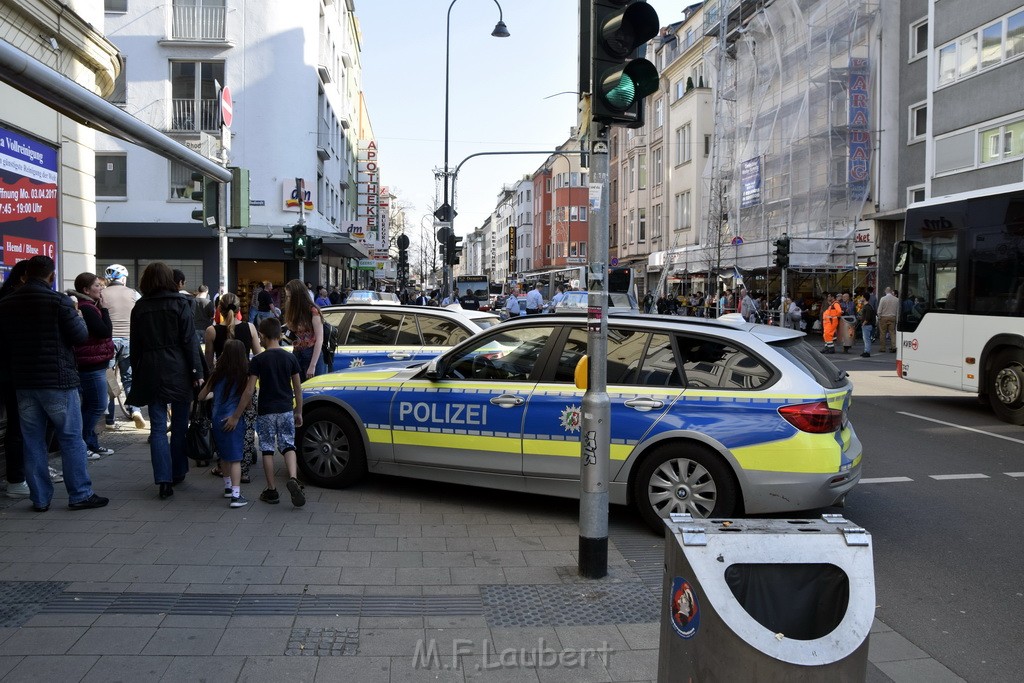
[770,338,847,389]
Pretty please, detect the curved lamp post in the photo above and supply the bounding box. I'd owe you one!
[439,0,509,294]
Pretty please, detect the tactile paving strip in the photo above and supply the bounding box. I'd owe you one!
[0,581,70,627]
[481,582,658,627]
[39,591,484,618]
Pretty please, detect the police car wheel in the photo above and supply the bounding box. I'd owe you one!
[633,444,737,530]
[297,407,367,488]
[988,349,1024,425]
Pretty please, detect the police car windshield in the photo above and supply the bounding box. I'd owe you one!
[770,338,847,389]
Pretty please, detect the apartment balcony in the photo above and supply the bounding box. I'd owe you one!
[171,2,226,42]
[170,98,219,132]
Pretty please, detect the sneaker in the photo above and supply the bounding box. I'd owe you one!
[224,487,233,499]
[93,446,115,456]
[286,478,306,507]
[48,466,64,483]
[5,481,30,498]
[260,488,280,504]
[68,493,109,510]
[229,495,249,508]
[860,352,870,358]
[87,450,102,461]
[132,411,147,430]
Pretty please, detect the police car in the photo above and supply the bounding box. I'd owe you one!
[320,304,484,370]
[297,312,862,528]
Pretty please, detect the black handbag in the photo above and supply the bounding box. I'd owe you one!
[185,400,216,462]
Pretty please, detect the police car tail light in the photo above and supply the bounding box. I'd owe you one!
[778,402,843,433]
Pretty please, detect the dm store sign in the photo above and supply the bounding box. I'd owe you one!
[0,125,58,283]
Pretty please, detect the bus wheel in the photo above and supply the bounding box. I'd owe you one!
[988,350,1024,425]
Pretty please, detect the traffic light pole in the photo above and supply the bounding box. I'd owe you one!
[218,181,228,298]
[579,115,611,579]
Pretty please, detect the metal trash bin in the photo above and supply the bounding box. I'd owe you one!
[658,513,874,682]
[838,315,857,350]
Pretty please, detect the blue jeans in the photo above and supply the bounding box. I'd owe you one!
[148,400,191,484]
[17,388,95,508]
[293,346,326,382]
[862,324,874,355]
[106,337,137,422]
[79,369,108,451]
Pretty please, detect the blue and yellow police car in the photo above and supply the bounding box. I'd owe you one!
[297,312,862,529]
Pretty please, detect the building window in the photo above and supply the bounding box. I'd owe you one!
[934,130,976,174]
[675,124,691,165]
[979,118,1024,164]
[638,208,646,243]
[170,60,225,131]
[907,186,926,205]
[653,203,663,239]
[546,210,552,225]
[95,154,127,199]
[105,0,127,12]
[909,18,928,60]
[638,153,647,190]
[674,80,684,101]
[171,0,226,41]
[655,98,664,128]
[652,147,663,186]
[909,103,927,143]
[704,134,711,157]
[628,157,635,192]
[674,191,691,231]
[546,178,552,192]
[168,161,193,200]
[628,210,635,243]
[579,206,588,221]
[935,9,1024,88]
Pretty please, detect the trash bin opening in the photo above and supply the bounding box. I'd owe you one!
[724,563,849,641]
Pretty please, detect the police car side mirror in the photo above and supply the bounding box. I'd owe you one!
[424,357,442,381]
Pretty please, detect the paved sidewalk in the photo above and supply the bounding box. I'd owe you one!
[0,426,962,682]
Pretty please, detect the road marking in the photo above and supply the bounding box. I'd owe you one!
[859,477,914,484]
[929,473,990,480]
[1006,472,1024,478]
[897,412,1024,445]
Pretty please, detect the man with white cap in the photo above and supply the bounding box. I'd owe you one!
[100,264,146,429]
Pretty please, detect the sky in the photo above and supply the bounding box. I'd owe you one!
[357,0,690,242]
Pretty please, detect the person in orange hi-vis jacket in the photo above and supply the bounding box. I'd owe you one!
[821,293,842,354]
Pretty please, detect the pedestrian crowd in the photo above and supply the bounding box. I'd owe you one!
[1,257,329,512]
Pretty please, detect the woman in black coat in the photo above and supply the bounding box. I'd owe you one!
[128,262,204,499]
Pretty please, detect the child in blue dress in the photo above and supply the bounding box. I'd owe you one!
[197,339,250,508]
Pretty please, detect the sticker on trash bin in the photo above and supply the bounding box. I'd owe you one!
[669,577,700,639]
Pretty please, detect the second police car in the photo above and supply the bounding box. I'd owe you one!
[297,312,862,529]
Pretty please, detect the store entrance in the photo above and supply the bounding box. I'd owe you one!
[235,261,286,320]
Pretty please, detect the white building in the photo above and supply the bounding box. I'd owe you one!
[96,0,372,306]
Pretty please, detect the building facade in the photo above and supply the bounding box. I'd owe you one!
[95,0,371,305]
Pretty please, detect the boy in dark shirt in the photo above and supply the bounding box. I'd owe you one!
[231,317,305,506]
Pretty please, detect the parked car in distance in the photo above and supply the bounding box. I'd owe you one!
[344,290,400,305]
[554,290,639,314]
[320,304,485,370]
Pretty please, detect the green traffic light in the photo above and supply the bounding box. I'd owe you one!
[606,74,637,109]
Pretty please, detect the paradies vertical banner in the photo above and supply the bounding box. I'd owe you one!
[0,125,59,284]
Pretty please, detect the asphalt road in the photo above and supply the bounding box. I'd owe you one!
[839,359,1024,683]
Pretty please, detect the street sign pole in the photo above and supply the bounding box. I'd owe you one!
[579,112,610,579]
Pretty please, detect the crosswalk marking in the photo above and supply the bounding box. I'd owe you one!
[859,473,1023,482]
[1006,472,1024,478]
[929,473,990,480]
[859,477,914,484]
[897,411,1024,445]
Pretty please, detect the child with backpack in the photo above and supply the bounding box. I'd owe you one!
[196,339,251,508]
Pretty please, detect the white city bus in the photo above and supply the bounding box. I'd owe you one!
[894,182,1024,424]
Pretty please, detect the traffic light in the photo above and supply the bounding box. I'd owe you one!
[591,1,660,127]
[774,234,791,269]
[309,236,324,260]
[446,234,463,266]
[190,172,219,228]
[284,223,307,260]
[397,234,410,285]
[438,238,447,264]
[229,166,249,229]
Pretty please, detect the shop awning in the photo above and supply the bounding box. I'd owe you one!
[0,39,231,183]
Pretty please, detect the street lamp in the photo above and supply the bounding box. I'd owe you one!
[439,0,509,295]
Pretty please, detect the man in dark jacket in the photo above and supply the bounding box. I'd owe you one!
[0,256,109,512]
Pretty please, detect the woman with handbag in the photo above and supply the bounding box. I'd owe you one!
[283,279,324,381]
[70,273,116,460]
[196,339,250,508]
[128,262,204,500]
